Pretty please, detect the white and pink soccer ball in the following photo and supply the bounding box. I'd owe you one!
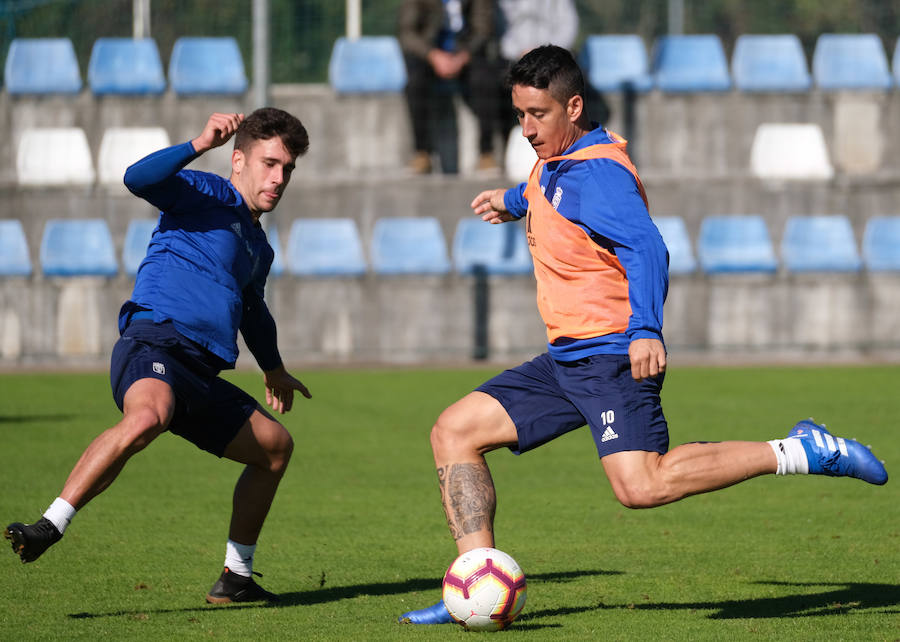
[442,547,527,631]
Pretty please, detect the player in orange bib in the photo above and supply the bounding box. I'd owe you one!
[399,45,887,625]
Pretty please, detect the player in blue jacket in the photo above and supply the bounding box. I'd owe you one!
[5,109,310,604]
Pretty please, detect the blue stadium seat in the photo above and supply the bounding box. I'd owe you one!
[267,225,284,278]
[579,35,653,92]
[371,217,450,275]
[452,218,532,275]
[40,219,118,277]
[894,37,900,86]
[0,220,32,276]
[652,35,731,92]
[88,37,166,95]
[781,216,861,272]
[862,216,900,271]
[697,215,777,274]
[122,219,158,277]
[812,34,893,90]
[732,34,811,92]
[286,218,367,277]
[4,38,82,94]
[328,36,407,94]
[652,216,696,275]
[168,37,248,95]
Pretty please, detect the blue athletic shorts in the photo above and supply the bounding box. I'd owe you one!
[109,319,257,457]
[476,352,669,458]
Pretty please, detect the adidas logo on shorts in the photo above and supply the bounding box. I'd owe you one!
[601,426,618,442]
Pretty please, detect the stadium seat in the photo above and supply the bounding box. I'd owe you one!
[0,219,32,276]
[579,35,654,92]
[862,216,900,271]
[16,128,96,186]
[812,33,893,90]
[697,215,778,274]
[781,215,861,272]
[286,218,367,277]
[652,216,696,275]
[3,38,82,94]
[98,127,171,187]
[168,37,248,94]
[122,218,157,277]
[370,217,450,275]
[87,37,166,95]
[894,37,900,86]
[731,34,811,92]
[750,123,834,181]
[504,126,538,183]
[452,218,532,275]
[651,35,731,92]
[40,219,118,277]
[267,225,284,278]
[328,36,407,94]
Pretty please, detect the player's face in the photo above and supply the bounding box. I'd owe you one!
[231,136,296,216]
[511,84,582,160]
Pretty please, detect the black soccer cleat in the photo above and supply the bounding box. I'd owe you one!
[205,567,280,604]
[5,518,63,563]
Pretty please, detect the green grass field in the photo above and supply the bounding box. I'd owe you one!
[0,365,897,640]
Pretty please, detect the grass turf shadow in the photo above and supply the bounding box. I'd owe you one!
[67,569,621,619]
[525,581,900,621]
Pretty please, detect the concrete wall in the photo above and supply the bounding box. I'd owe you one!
[2,84,900,369]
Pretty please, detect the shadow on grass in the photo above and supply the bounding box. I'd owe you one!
[67,568,620,619]
[555,581,899,620]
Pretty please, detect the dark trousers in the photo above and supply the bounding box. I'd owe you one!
[404,53,500,155]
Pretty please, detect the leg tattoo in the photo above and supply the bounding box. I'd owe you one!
[437,462,496,541]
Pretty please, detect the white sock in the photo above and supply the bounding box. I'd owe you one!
[767,438,809,475]
[225,539,256,577]
[42,497,76,534]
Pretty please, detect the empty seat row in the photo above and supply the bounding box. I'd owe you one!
[4,37,247,95]
[13,120,837,188]
[658,214,900,274]
[583,33,900,92]
[0,217,534,278]
[328,33,900,94]
[3,215,900,279]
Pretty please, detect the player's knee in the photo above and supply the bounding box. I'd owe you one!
[119,405,168,452]
[610,480,672,509]
[264,422,293,476]
[430,410,478,457]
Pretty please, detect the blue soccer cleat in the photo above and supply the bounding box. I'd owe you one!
[398,599,453,624]
[788,419,888,485]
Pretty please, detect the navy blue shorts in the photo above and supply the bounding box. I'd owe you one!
[476,352,669,458]
[109,319,257,457]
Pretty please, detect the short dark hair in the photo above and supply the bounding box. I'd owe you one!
[234,107,309,158]
[506,45,585,105]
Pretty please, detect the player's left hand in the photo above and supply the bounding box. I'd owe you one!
[263,365,311,414]
[628,338,667,381]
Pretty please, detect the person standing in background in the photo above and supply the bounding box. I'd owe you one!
[398,0,502,175]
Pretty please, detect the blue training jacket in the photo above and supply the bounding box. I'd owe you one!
[503,126,669,361]
[122,141,281,370]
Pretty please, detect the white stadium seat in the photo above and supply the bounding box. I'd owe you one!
[504,126,538,183]
[16,128,96,186]
[750,123,834,181]
[98,127,171,187]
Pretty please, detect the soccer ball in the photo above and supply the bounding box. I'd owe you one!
[442,547,527,631]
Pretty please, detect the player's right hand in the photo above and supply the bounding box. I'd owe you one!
[471,189,514,224]
[191,112,245,154]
